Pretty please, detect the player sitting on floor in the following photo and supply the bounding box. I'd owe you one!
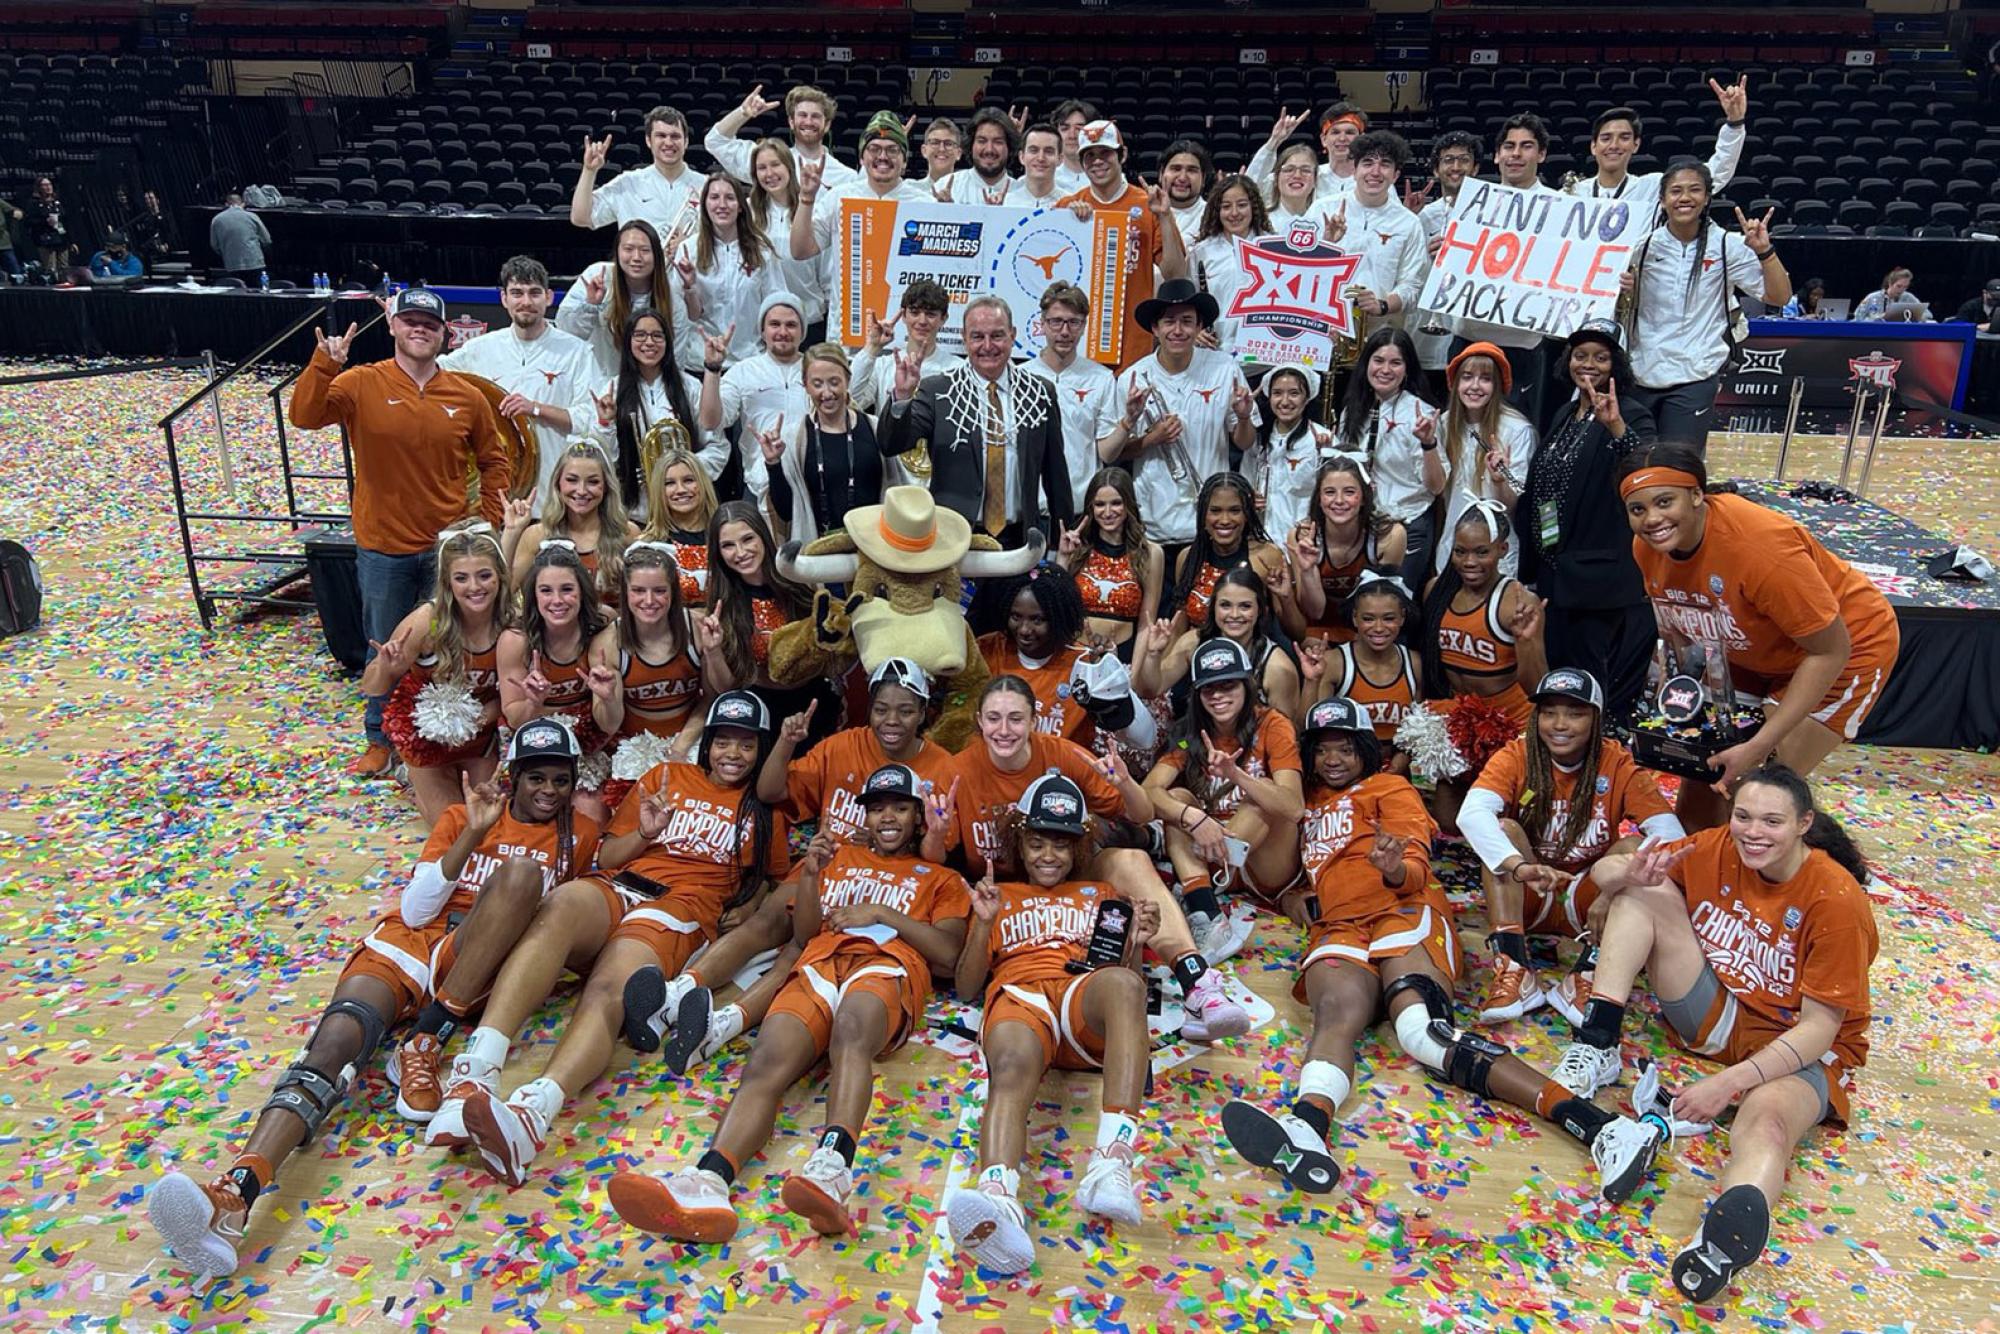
[1458,668,1683,1024]
[1548,764,1877,1302]
[607,763,970,1241]
[1223,698,1670,1207]
[145,720,597,1277]
[444,690,789,1186]
[945,774,1159,1275]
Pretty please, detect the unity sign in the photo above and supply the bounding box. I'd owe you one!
[1418,181,1648,338]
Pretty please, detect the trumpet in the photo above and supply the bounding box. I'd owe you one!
[1135,380,1199,497]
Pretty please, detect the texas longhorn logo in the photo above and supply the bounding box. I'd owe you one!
[1227,225,1362,347]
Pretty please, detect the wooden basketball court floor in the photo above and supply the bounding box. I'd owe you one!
[1,364,1996,1333]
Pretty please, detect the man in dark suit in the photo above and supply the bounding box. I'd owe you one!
[879,295,1075,547]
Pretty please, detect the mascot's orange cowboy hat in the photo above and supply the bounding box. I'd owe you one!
[846,486,973,574]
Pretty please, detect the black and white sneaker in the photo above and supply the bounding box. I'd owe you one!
[1671,1184,1770,1302]
[660,982,714,1076]
[1221,1100,1341,1194]
[621,966,671,1053]
[1590,1114,1669,1204]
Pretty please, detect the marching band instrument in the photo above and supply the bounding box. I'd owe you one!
[1135,379,1199,497]
[633,408,693,489]
[456,371,539,501]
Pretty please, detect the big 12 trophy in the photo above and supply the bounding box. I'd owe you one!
[1631,635,1764,781]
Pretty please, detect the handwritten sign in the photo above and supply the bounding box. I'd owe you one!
[1416,180,1647,338]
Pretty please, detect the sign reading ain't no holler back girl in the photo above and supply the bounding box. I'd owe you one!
[1417,181,1647,339]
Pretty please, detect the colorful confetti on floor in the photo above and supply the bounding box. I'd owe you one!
[1,362,1996,1333]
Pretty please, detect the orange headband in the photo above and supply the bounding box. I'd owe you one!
[878,513,935,552]
[1323,113,1367,134]
[1618,467,1702,498]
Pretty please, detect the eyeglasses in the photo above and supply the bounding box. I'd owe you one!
[1041,315,1084,331]
[1279,164,1316,176]
[631,331,668,345]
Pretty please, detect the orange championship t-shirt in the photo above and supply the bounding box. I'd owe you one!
[1675,825,1878,1068]
[1471,737,1673,870]
[984,878,1119,995]
[978,634,1094,748]
[1056,181,1163,369]
[796,844,971,1000]
[1303,771,1436,916]
[411,803,604,918]
[610,761,792,931]
[1633,492,1900,683]
[1154,708,1302,819]
[943,734,1126,868]
[784,725,953,845]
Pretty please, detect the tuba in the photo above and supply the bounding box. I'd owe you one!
[455,371,539,501]
[899,435,934,481]
[634,409,693,490]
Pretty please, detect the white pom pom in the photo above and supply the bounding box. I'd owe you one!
[1394,704,1466,782]
[413,680,483,746]
[576,748,613,793]
[612,731,675,781]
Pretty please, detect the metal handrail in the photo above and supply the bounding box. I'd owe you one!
[157,298,382,430]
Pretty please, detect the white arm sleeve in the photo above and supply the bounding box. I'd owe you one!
[1706,120,1746,194]
[704,126,755,184]
[1457,787,1521,872]
[400,862,453,927]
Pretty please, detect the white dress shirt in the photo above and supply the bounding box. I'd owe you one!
[439,323,596,499]
[573,370,733,498]
[807,179,938,345]
[1342,388,1437,524]
[554,262,652,380]
[1112,346,1251,543]
[849,342,964,413]
[1434,408,1536,575]
[1054,162,1089,196]
[1627,223,1766,388]
[763,199,826,324]
[1243,421,1341,539]
[1341,195,1430,333]
[703,126,859,193]
[1023,350,1119,510]
[586,165,700,237]
[671,235,785,369]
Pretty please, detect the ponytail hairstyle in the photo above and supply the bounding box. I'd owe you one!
[1066,466,1152,588]
[707,500,812,683]
[617,539,691,661]
[1733,764,1871,883]
[426,519,513,685]
[992,560,1086,656]
[1337,327,1427,451]
[539,439,632,595]
[1419,501,1512,699]
[1519,693,1606,859]
[1171,471,1270,616]
[1309,454,1393,559]
[519,542,608,658]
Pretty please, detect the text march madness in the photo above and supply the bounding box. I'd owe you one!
[1416,182,1646,339]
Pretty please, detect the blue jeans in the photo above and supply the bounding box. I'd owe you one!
[355,546,436,745]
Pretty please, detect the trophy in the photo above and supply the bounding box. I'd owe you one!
[1631,636,1764,781]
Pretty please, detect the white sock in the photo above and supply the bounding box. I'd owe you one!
[1298,1060,1352,1114]
[1095,1110,1140,1155]
[711,1003,745,1045]
[510,1076,565,1125]
[466,1026,509,1070]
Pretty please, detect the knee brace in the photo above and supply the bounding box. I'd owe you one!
[1383,974,1509,1098]
[263,1060,350,1140]
[309,996,388,1069]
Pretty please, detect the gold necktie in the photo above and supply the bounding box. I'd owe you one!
[983,378,1007,535]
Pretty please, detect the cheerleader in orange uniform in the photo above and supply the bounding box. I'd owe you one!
[373,519,511,825]
[638,446,720,607]
[943,775,1160,1276]
[595,541,707,813]
[1300,571,1422,774]
[502,439,639,599]
[1549,765,1878,1301]
[1419,499,1548,830]
[1167,472,1291,634]
[1223,697,1669,1207]
[1459,668,1684,1025]
[1287,456,1408,646]
[498,543,619,818]
[699,499,839,748]
[607,763,970,1242]
[1061,466,1164,655]
[448,691,792,1187]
